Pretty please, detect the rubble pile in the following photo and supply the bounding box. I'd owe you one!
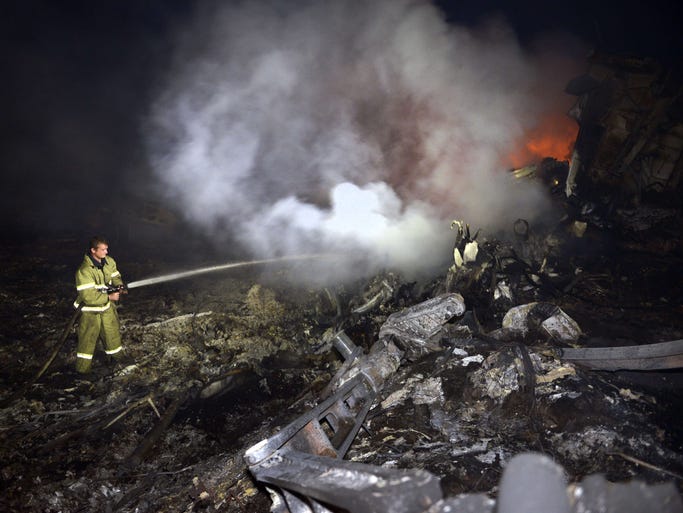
[1,203,682,512]
[1,52,682,513]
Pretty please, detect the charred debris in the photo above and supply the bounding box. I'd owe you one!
[1,53,683,512]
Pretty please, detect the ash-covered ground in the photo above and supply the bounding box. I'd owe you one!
[1,215,682,512]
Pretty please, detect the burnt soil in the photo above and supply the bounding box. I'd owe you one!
[1,232,682,512]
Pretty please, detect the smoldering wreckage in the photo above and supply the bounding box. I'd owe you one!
[2,53,683,513]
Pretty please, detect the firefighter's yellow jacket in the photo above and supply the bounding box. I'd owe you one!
[74,254,123,311]
[74,254,124,373]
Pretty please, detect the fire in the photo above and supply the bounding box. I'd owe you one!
[508,112,578,168]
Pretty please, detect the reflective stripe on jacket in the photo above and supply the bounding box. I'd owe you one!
[74,254,124,310]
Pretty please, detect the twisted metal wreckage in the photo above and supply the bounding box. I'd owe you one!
[243,293,683,513]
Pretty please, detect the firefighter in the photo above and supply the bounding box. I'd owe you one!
[74,236,125,373]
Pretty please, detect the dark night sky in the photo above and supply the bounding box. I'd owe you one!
[1,1,192,239]
[439,0,683,61]
[1,0,680,243]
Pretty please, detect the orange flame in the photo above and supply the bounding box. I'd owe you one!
[508,112,578,169]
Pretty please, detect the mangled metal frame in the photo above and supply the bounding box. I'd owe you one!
[244,294,464,512]
[244,293,683,513]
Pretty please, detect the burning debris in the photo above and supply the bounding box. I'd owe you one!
[1,49,683,512]
[243,293,682,512]
[2,200,682,512]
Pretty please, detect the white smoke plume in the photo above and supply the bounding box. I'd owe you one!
[146,0,575,282]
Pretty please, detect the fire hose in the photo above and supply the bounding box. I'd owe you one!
[31,254,331,384]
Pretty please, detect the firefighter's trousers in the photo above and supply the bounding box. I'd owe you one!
[75,306,122,373]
